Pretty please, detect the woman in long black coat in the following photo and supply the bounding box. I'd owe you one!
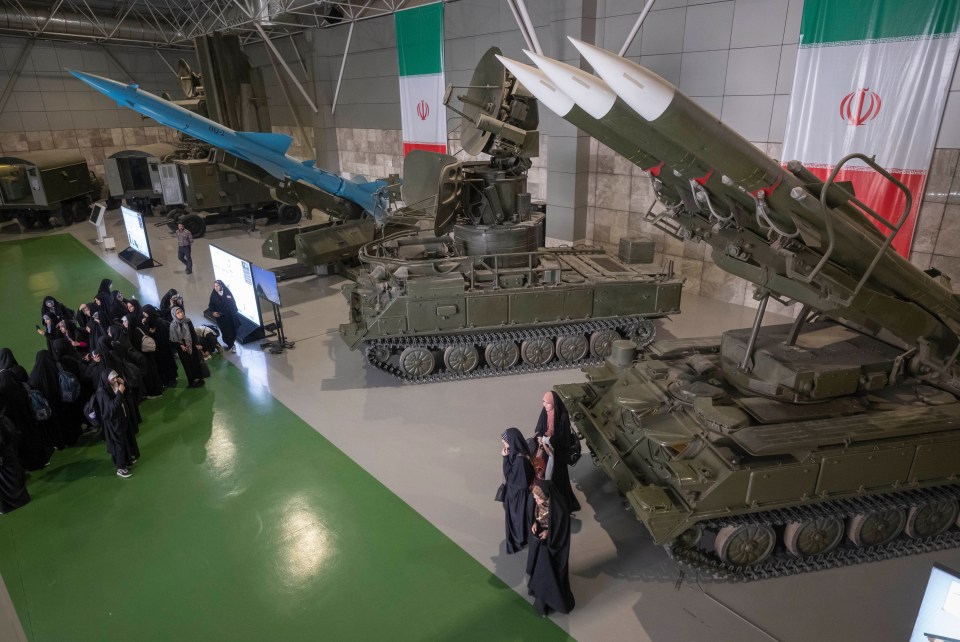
[208,280,241,352]
[169,307,205,388]
[0,369,53,470]
[124,313,163,398]
[29,350,80,449]
[51,338,91,435]
[159,289,179,321]
[501,427,534,554]
[0,348,29,384]
[143,305,178,387]
[533,391,581,513]
[525,479,575,617]
[0,414,29,514]
[92,369,140,478]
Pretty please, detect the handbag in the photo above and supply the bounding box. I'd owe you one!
[495,483,506,502]
[140,330,156,353]
[199,359,211,378]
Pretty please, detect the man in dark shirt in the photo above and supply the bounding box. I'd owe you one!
[175,223,193,274]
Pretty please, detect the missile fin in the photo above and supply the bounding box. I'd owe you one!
[302,159,316,168]
[236,131,293,155]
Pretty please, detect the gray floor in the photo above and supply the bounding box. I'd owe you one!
[3,211,957,642]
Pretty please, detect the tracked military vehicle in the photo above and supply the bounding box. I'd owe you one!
[339,49,683,382]
[497,42,960,579]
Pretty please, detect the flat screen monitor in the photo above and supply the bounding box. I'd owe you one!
[910,564,960,642]
[89,202,106,225]
[120,205,152,258]
[251,264,281,307]
[209,244,262,326]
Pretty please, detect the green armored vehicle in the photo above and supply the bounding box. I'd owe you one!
[497,44,960,579]
[339,49,683,382]
[0,150,101,228]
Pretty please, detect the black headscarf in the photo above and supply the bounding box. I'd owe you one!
[533,391,581,513]
[0,348,28,384]
[28,350,60,407]
[501,427,534,555]
[159,289,179,320]
[51,338,84,376]
[41,295,73,322]
[107,290,126,323]
[502,427,530,464]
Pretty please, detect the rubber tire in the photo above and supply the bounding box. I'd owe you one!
[71,200,91,223]
[16,212,35,229]
[180,213,206,238]
[105,197,122,211]
[165,207,186,233]
[56,205,72,226]
[277,204,302,225]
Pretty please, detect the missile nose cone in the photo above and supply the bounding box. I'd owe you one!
[522,49,616,120]
[494,55,575,117]
[567,37,675,121]
[69,70,125,97]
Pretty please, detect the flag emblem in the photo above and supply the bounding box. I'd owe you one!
[417,100,430,121]
[839,88,882,126]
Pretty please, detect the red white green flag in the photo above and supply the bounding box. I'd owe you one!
[781,0,960,256]
[395,3,447,156]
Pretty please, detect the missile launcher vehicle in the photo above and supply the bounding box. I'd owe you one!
[0,149,102,228]
[339,49,683,382]
[497,42,960,579]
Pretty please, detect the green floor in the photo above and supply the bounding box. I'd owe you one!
[0,234,570,641]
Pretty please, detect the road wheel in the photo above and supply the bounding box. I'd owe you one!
[714,523,776,566]
[180,213,206,237]
[784,516,843,557]
[520,337,555,366]
[556,334,588,362]
[443,344,479,375]
[277,204,302,225]
[484,340,519,370]
[398,346,435,379]
[589,329,620,358]
[847,508,906,547]
[904,499,959,538]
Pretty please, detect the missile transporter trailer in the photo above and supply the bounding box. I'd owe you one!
[496,41,960,578]
[0,150,101,228]
[339,48,684,382]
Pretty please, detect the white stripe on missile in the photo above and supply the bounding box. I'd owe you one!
[568,37,676,122]
[494,55,575,118]
[522,50,617,120]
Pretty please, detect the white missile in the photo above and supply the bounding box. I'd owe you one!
[493,55,575,118]
[567,38,677,122]
[521,49,617,120]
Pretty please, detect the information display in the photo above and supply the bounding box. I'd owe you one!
[209,245,262,325]
[120,205,152,258]
[251,264,281,307]
[910,564,960,642]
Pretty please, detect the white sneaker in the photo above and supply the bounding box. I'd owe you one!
[117,468,132,478]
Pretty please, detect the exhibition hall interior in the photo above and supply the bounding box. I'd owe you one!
[3,0,960,640]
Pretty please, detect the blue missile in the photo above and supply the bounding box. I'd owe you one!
[70,69,387,218]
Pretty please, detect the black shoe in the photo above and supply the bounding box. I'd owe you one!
[186,269,192,275]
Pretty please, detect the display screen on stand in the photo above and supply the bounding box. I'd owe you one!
[910,563,960,642]
[209,244,262,326]
[120,205,152,258]
[251,264,281,307]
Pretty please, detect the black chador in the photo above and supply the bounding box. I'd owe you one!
[0,369,52,470]
[501,427,534,554]
[526,480,575,617]
[142,305,179,386]
[0,414,29,514]
[208,280,241,351]
[93,370,140,471]
[29,349,80,449]
[533,391,582,513]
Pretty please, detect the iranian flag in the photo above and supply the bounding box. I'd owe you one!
[395,3,447,156]
[781,0,960,257]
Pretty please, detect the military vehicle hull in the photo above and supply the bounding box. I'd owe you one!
[556,323,960,580]
[341,241,682,383]
[0,150,101,228]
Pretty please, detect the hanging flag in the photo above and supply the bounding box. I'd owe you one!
[395,3,447,156]
[781,0,960,257]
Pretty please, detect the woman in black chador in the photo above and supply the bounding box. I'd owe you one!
[0,369,53,470]
[29,350,80,449]
[533,391,581,513]
[501,427,534,554]
[0,348,29,383]
[0,414,29,514]
[169,307,205,387]
[159,289,180,321]
[142,305,178,387]
[208,280,241,352]
[40,295,73,323]
[92,370,140,478]
[525,479,575,617]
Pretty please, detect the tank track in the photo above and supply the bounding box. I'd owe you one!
[666,484,960,581]
[363,316,655,384]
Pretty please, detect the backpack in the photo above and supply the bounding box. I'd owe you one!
[57,364,81,402]
[23,385,52,421]
[140,331,156,353]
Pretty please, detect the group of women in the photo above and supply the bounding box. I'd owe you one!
[0,277,241,510]
[499,390,581,617]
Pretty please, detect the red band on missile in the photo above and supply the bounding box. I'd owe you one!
[694,169,714,186]
[751,176,782,199]
[645,161,665,177]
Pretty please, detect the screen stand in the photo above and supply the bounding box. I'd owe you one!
[118,247,160,270]
[260,302,293,354]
